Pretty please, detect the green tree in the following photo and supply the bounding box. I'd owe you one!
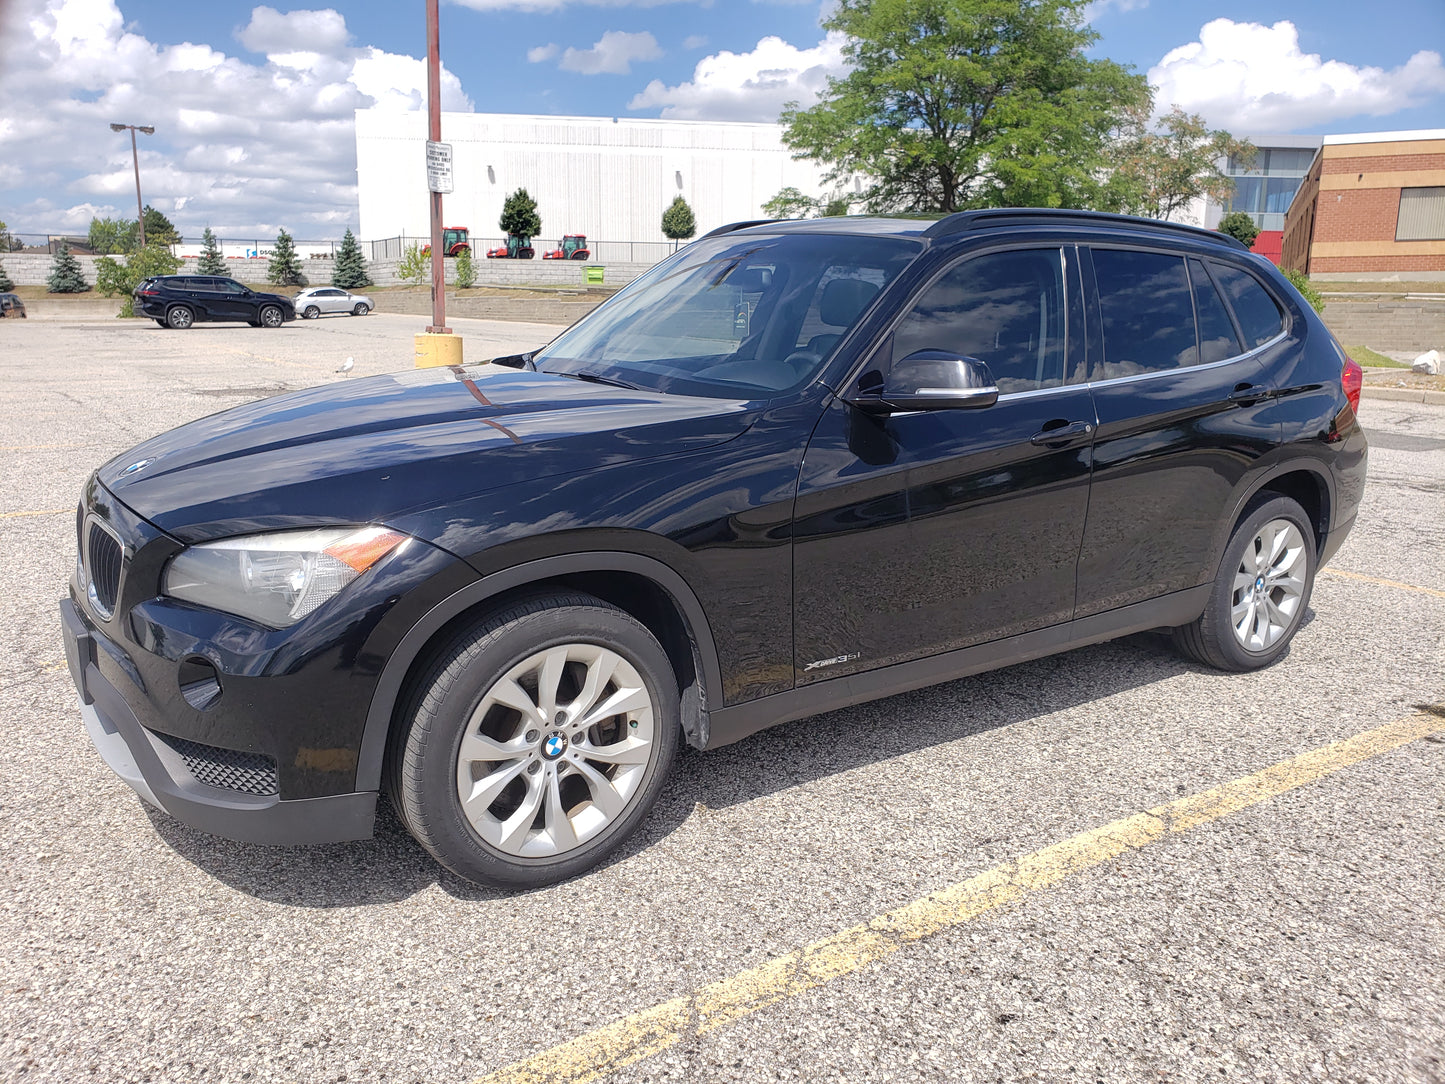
[331,228,372,288]
[1103,105,1254,221]
[140,205,181,246]
[1216,211,1260,249]
[198,227,227,274]
[662,196,696,248]
[781,0,1147,213]
[88,216,134,255]
[0,259,12,291]
[762,187,815,219]
[454,244,475,289]
[95,243,183,316]
[499,188,542,239]
[397,241,429,285]
[267,229,306,287]
[47,241,88,293]
[1282,268,1324,314]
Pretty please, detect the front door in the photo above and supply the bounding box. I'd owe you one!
[793,246,1096,682]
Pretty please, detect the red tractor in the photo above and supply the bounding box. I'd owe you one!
[420,226,471,258]
[486,235,535,260]
[542,234,590,260]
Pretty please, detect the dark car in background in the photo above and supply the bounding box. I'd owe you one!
[134,275,296,329]
[0,292,26,318]
[64,209,1367,889]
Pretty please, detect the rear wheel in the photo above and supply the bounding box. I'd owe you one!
[303,305,320,319]
[1173,494,1315,671]
[166,305,194,329]
[391,592,679,888]
[259,305,284,328]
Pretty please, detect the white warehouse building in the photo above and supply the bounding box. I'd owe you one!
[354,109,837,263]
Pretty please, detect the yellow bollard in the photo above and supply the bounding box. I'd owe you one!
[414,332,463,368]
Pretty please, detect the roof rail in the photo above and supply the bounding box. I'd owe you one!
[921,208,1247,250]
[700,219,783,240]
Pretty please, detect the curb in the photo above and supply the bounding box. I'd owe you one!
[1361,386,1445,405]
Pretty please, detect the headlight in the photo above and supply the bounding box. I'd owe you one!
[163,526,410,627]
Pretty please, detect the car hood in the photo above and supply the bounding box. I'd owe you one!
[100,364,758,543]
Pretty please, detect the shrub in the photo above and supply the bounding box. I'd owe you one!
[47,242,88,293]
[0,259,11,291]
[499,188,542,239]
[397,241,429,285]
[662,196,696,248]
[95,243,183,316]
[455,245,475,289]
[1282,267,1324,314]
[1216,211,1260,249]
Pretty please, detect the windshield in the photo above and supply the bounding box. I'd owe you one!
[534,232,920,398]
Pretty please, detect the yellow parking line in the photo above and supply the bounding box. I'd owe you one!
[0,508,67,519]
[473,708,1445,1084]
[1322,568,1445,600]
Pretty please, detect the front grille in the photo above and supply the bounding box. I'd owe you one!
[86,520,124,619]
[151,732,280,796]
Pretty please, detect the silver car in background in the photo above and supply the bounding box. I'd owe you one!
[294,287,373,319]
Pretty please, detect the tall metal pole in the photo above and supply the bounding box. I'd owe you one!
[131,127,146,248]
[425,0,448,334]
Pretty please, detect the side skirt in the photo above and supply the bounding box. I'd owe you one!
[704,586,1210,750]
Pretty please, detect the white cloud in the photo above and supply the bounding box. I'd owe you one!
[559,30,662,75]
[0,0,474,236]
[527,43,560,63]
[629,32,846,121]
[1149,19,1445,130]
[682,35,707,50]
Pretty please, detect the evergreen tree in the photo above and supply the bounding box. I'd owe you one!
[499,188,542,239]
[454,245,475,289]
[1216,211,1260,249]
[198,227,227,274]
[140,205,181,246]
[331,228,372,288]
[267,229,306,287]
[662,196,696,248]
[0,259,12,291]
[47,241,88,293]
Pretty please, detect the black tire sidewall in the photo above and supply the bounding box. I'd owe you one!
[401,599,680,889]
[260,305,282,327]
[1205,495,1316,670]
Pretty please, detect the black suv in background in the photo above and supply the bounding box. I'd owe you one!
[64,210,1367,889]
[134,275,296,329]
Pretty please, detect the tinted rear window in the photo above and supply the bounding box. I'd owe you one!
[1188,258,1243,363]
[1210,262,1284,349]
[1092,249,1197,377]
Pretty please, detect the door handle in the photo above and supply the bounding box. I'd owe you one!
[1228,383,1272,405]
[1030,420,1094,447]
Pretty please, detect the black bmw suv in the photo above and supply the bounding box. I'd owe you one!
[63,210,1367,887]
[134,274,297,329]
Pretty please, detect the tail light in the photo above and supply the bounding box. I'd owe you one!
[1341,355,1363,414]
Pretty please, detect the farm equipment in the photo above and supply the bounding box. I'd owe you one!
[486,235,535,260]
[542,235,590,260]
[420,226,471,258]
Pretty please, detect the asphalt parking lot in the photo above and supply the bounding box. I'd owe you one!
[1,312,1442,1084]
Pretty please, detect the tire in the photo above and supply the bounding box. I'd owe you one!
[352,303,368,316]
[390,592,680,888]
[1173,494,1315,671]
[166,305,194,329]
[303,305,320,319]
[259,304,284,328]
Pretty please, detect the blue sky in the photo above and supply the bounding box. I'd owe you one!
[1,0,1442,238]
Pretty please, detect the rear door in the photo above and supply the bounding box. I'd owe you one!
[1075,247,1282,617]
[793,245,1095,680]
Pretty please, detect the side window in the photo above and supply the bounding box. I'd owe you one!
[1092,249,1197,377]
[1188,258,1243,363]
[1209,262,1284,349]
[221,280,247,295]
[892,249,1067,394]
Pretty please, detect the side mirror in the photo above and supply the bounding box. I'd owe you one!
[847,351,999,414]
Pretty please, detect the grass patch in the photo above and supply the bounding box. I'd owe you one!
[1344,345,1408,368]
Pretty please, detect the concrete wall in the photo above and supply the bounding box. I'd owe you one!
[1321,296,1445,352]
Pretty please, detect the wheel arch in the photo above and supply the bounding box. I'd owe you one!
[1212,461,1335,579]
[355,551,723,793]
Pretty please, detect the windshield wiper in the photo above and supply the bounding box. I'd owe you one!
[564,371,641,391]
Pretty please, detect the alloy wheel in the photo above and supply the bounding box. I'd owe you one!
[1230,518,1307,652]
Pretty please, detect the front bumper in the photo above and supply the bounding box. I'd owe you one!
[62,597,377,844]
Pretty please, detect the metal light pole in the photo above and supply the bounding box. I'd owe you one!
[110,123,155,247]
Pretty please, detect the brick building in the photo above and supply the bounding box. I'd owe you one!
[1281,130,1445,279]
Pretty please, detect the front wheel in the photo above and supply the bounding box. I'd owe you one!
[1173,495,1315,671]
[352,303,368,316]
[303,305,320,319]
[390,593,679,888]
[259,305,284,328]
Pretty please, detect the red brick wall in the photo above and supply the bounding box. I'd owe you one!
[1323,152,1445,175]
[1312,189,1401,244]
[1311,254,1445,273]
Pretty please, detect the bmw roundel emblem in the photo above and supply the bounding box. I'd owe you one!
[122,458,153,475]
[543,733,567,759]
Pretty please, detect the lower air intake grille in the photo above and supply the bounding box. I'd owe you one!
[151,732,279,796]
